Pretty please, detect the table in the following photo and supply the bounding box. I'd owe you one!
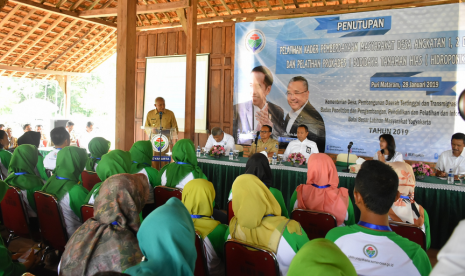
[197,155,465,248]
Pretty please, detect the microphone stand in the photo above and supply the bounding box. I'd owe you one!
[255,132,259,154]
[159,112,163,169]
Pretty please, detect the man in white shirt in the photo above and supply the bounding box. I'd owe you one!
[283,124,319,160]
[44,127,71,170]
[436,133,465,177]
[78,121,94,152]
[204,127,235,154]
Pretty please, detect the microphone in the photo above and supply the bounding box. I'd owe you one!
[159,111,163,120]
[347,141,353,150]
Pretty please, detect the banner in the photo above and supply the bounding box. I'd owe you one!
[234,3,465,162]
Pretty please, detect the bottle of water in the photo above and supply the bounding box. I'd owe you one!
[197,146,201,157]
[448,169,455,185]
[229,151,233,160]
[272,153,277,165]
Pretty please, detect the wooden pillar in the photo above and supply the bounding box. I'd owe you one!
[184,0,197,141]
[56,75,71,118]
[115,0,137,150]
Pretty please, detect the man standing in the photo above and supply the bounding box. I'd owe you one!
[284,76,326,153]
[234,66,284,144]
[249,125,279,157]
[204,127,235,154]
[35,125,47,147]
[23,124,32,132]
[436,133,465,177]
[66,121,77,144]
[145,97,179,135]
[283,125,319,160]
[6,128,16,149]
[79,121,94,151]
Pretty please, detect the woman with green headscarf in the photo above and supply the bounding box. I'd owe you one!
[4,144,44,217]
[225,174,309,276]
[287,238,357,276]
[125,197,196,276]
[86,150,133,204]
[159,139,207,189]
[182,179,227,276]
[130,141,160,203]
[41,147,89,238]
[85,137,111,172]
[0,130,12,178]
[17,131,48,181]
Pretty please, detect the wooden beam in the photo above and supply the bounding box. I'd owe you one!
[0,9,36,48]
[218,0,232,14]
[0,6,21,27]
[176,8,188,35]
[73,37,116,71]
[70,0,86,10]
[78,0,190,18]
[0,64,90,76]
[203,0,219,16]
[9,0,117,28]
[115,0,136,150]
[184,0,197,141]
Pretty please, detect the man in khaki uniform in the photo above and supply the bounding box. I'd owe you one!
[249,125,279,157]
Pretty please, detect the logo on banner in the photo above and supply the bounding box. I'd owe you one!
[245,29,266,54]
[363,244,378,258]
[434,153,439,159]
[151,135,169,152]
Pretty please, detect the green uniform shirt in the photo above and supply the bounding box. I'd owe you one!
[249,138,279,155]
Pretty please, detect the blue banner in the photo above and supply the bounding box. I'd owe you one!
[234,3,465,162]
[152,156,171,162]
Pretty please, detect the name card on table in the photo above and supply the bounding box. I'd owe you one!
[152,156,171,162]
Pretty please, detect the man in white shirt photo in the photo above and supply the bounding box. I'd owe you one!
[44,127,71,170]
[436,132,465,177]
[283,124,318,160]
[204,127,235,154]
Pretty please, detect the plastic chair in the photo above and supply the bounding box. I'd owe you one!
[81,171,101,191]
[389,221,426,250]
[80,204,94,223]
[154,186,182,208]
[290,209,337,240]
[227,200,234,224]
[194,231,209,276]
[224,239,279,276]
[33,191,69,255]
[0,185,40,246]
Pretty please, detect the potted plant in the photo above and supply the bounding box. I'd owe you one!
[209,145,225,159]
[411,162,433,180]
[287,152,306,167]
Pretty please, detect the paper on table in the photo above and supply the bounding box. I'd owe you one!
[356,158,366,165]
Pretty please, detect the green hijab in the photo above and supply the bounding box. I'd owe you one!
[85,150,133,202]
[85,137,111,171]
[130,141,159,187]
[41,147,88,200]
[125,197,196,276]
[160,139,204,188]
[288,238,357,276]
[4,144,43,191]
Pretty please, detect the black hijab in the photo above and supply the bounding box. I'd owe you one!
[17,131,41,148]
[245,153,273,188]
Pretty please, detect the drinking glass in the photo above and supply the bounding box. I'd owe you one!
[458,173,465,186]
[278,154,284,166]
[202,147,207,157]
[233,150,239,160]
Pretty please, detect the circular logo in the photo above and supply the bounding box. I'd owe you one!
[459,89,465,121]
[363,244,378,258]
[151,134,169,152]
[245,29,266,54]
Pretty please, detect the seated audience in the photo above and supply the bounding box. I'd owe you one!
[66,121,77,144]
[289,153,354,226]
[23,124,32,132]
[35,125,47,147]
[388,162,431,250]
[436,132,465,176]
[130,141,160,203]
[43,127,71,170]
[85,137,111,172]
[17,131,48,181]
[228,153,289,217]
[125,197,196,276]
[41,147,89,237]
[225,174,309,276]
[86,150,133,204]
[204,127,235,154]
[0,180,37,275]
[326,160,432,276]
[4,145,44,217]
[0,130,12,177]
[160,139,207,189]
[182,179,227,276]
[373,134,404,162]
[287,238,357,276]
[0,124,4,130]
[430,219,465,275]
[283,125,319,160]
[249,125,279,157]
[6,128,17,149]
[59,174,149,276]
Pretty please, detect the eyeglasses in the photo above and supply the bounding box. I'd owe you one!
[286,91,308,97]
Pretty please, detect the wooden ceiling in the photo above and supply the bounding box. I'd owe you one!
[0,0,459,79]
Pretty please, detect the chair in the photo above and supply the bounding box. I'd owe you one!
[81,171,101,191]
[33,191,69,255]
[154,186,182,208]
[389,221,426,250]
[81,204,94,223]
[290,209,337,240]
[224,239,279,276]
[227,200,234,224]
[0,185,40,246]
[194,231,209,276]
